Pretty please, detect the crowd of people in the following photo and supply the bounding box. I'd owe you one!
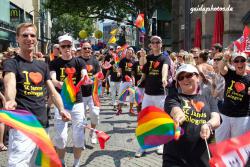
[0,22,249,167]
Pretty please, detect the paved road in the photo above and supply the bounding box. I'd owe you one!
[0,95,162,167]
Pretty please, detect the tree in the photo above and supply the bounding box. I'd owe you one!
[51,13,94,44]
[45,0,171,46]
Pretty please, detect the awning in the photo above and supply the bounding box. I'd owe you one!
[153,8,173,21]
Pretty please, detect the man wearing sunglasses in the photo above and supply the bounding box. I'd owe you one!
[78,41,101,145]
[49,34,86,167]
[135,36,170,157]
[216,51,250,142]
[3,23,71,167]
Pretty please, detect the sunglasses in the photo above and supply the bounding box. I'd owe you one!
[151,41,161,44]
[233,59,246,63]
[214,57,223,62]
[82,47,91,50]
[21,34,36,38]
[177,73,196,81]
[193,57,198,59]
[60,45,72,49]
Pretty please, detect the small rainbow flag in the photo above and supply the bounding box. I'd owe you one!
[134,13,145,33]
[118,87,129,102]
[92,76,101,107]
[61,75,77,110]
[0,109,61,167]
[136,106,181,149]
[135,87,143,105]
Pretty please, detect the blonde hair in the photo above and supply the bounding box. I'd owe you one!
[16,23,37,36]
[184,53,196,65]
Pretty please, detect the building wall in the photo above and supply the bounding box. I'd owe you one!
[171,0,250,51]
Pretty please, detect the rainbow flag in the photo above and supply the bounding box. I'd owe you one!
[0,109,61,167]
[135,87,143,105]
[118,87,129,102]
[134,13,145,33]
[92,76,100,107]
[61,75,77,110]
[136,106,180,149]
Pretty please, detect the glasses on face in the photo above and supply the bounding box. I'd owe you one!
[213,57,223,62]
[60,45,72,49]
[234,59,246,63]
[151,41,161,44]
[177,56,183,58]
[194,57,198,59]
[177,73,195,81]
[21,34,36,38]
[82,47,91,50]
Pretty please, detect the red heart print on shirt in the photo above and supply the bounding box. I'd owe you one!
[153,61,160,69]
[86,65,93,72]
[127,63,133,68]
[190,100,205,112]
[65,67,76,75]
[29,72,42,85]
[234,82,245,93]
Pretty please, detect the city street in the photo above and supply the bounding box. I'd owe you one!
[0,95,162,167]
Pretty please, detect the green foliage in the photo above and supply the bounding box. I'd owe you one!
[51,13,94,43]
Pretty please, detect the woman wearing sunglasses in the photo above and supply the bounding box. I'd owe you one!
[216,51,250,142]
[163,64,221,167]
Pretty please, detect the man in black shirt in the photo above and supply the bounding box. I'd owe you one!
[3,23,71,167]
[49,34,86,167]
[78,41,101,144]
[135,36,170,157]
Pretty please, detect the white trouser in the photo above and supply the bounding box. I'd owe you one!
[215,113,250,142]
[8,129,37,167]
[82,96,100,125]
[53,102,85,149]
[110,81,120,105]
[118,81,134,103]
[142,93,166,110]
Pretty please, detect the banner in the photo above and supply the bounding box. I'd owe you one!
[209,131,250,167]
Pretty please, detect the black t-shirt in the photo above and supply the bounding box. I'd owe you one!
[49,57,84,103]
[164,92,218,166]
[109,61,121,82]
[77,56,100,97]
[3,56,50,128]
[221,68,250,117]
[142,54,170,95]
[119,57,134,82]
[132,61,145,88]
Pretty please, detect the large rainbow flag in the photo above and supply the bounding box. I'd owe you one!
[136,106,181,149]
[0,109,61,167]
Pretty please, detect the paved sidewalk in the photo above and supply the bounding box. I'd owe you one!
[0,95,162,167]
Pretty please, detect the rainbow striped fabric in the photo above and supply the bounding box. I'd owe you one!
[92,76,100,107]
[136,106,179,149]
[134,13,145,33]
[61,75,76,110]
[0,109,61,167]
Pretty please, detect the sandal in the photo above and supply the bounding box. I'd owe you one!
[0,144,7,151]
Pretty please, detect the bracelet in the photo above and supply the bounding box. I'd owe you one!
[203,122,213,135]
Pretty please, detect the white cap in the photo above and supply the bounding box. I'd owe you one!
[150,35,162,42]
[232,52,247,61]
[58,34,73,43]
[175,64,199,80]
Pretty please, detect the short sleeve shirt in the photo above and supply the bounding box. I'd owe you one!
[3,56,50,127]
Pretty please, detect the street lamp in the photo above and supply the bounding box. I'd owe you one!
[28,10,45,54]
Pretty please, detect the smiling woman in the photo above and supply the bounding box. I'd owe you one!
[163,64,221,167]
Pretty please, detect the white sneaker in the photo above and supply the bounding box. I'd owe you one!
[90,131,97,144]
[135,148,145,158]
[156,145,164,155]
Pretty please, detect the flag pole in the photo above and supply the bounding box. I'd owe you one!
[205,138,211,160]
